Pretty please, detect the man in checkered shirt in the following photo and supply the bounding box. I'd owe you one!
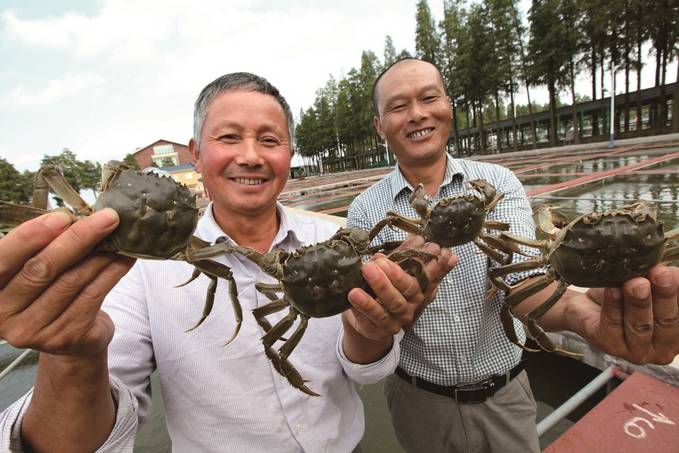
[348,58,679,453]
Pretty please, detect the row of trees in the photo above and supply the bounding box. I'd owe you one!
[295,0,679,168]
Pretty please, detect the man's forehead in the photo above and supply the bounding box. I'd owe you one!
[377,60,444,97]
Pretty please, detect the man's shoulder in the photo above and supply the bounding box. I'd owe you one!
[350,173,393,207]
[455,158,513,181]
[283,207,342,243]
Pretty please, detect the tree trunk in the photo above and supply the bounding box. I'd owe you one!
[673,62,679,132]
[451,97,461,157]
[510,86,518,151]
[636,37,643,130]
[570,59,579,144]
[591,47,599,136]
[494,89,502,153]
[548,78,557,147]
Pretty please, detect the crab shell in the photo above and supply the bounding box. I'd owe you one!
[93,169,198,259]
[548,210,666,287]
[281,239,364,318]
[423,194,486,247]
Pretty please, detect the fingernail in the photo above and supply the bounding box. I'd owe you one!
[632,285,650,299]
[41,212,72,232]
[89,208,119,229]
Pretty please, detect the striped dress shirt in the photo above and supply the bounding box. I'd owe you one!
[348,154,540,386]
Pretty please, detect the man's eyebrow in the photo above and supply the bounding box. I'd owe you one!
[382,83,444,107]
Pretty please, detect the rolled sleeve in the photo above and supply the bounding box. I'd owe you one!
[0,375,138,453]
[336,328,404,385]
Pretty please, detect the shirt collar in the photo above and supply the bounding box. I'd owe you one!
[195,202,299,251]
[388,153,465,201]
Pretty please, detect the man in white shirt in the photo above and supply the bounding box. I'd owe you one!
[0,72,456,452]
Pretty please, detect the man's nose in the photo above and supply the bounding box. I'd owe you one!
[408,101,427,122]
[236,140,263,166]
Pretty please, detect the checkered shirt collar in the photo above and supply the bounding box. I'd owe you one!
[389,153,466,200]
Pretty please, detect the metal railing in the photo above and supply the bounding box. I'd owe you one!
[0,340,34,384]
[537,365,629,437]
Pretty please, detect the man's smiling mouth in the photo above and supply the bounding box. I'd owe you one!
[407,128,434,139]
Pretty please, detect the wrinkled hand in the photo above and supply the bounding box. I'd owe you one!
[569,264,679,365]
[344,236,458,342]
[0,209,135,358]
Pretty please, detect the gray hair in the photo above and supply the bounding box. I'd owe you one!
[193,72,295,152]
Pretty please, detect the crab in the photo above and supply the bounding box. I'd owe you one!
[0,161,246,344]
[489,202,679,358]
[189,227,434,396]
[370,179,514,264]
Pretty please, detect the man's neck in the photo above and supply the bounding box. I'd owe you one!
[212,205,280,253]
[399,152,448,197]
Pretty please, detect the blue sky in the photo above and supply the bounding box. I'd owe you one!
[0,0,673,172]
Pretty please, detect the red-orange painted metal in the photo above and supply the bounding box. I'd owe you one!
[544,371,679,453]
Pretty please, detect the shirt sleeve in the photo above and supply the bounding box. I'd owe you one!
[0,375,139,453]
[336,328,404,385]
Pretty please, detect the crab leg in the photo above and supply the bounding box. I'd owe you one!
[252,299,287,332]
[276,315,318,396]
[525,321,582,359]
[499,233,550,252]
[525,278,568,321]
[489,258,546,279]
[475,237,511,264]
[33,166,91,215]
[371,212,423,239]
[504,274,554,308]
[484,220,510,231]
[261,309,297,347]
[500,305,540,353]
[480,233,524,258]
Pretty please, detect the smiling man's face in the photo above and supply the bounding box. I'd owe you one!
[373,59,452,168]
[190,89,291,222]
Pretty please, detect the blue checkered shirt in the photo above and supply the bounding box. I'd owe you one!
[347,154,538,385]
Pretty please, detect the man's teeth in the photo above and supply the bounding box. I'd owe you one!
[409,128,433,138]
[234,178,264,185]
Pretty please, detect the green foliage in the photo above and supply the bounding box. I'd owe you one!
[0,158,32,203]
[123,153,141,170]
[415,0,441,65]
[294,0,673,161]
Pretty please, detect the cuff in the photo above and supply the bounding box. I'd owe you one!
[337,328,404,385]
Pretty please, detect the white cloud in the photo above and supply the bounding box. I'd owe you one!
[4,73,106,106]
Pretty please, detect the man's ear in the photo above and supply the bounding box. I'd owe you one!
[189,138,201,172]
[373,116,384,141]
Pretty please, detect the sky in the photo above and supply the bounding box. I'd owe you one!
[1,0,676,172]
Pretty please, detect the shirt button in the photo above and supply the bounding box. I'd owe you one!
[453,315,461,322]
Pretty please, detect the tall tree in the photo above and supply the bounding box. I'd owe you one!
[415,0,442,65]
[528,0,569,146]
[383,35,398,69]
[0,158,31,203]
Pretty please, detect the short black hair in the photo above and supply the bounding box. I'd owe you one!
[372,57,446,116]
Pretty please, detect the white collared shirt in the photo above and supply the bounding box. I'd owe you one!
[1,204,401,453]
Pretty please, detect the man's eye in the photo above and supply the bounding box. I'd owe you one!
[219,134,239,142]
[391,104,406,111]
[423,95,439,102]
[261,136,280,145]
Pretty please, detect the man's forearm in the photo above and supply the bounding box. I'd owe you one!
[22,352,115,453]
